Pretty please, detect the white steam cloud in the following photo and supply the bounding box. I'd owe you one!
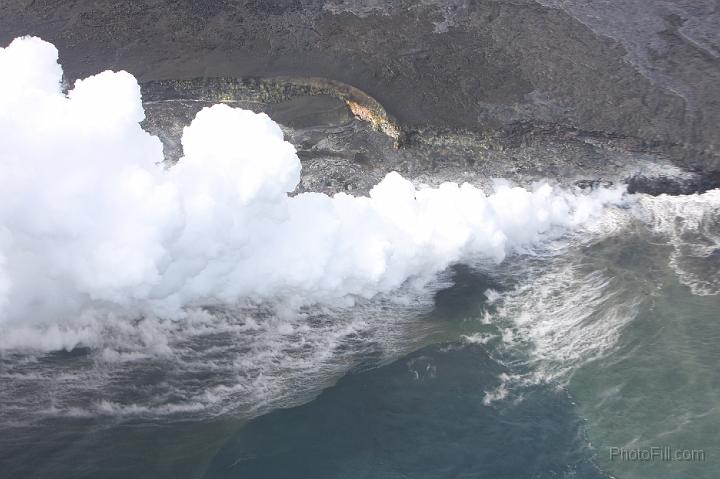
[0,37,624,350]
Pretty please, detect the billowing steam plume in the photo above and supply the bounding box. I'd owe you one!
[0,37,624,350]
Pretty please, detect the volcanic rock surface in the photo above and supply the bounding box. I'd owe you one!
[2,0,719,192]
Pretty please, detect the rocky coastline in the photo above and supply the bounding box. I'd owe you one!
[3,0,719,194]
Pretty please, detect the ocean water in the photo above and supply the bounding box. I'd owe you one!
[0,188,718,478]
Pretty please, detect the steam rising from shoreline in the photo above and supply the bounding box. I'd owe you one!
[0,37,625,351]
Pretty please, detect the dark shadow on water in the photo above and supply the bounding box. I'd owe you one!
[431,264,501,324]
[204,342,608,479]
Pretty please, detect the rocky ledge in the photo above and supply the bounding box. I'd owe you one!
[142,77,716,196]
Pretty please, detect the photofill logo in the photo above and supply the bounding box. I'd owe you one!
[609,446,706,462]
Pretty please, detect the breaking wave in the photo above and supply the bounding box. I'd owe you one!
[636,189,720,296]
